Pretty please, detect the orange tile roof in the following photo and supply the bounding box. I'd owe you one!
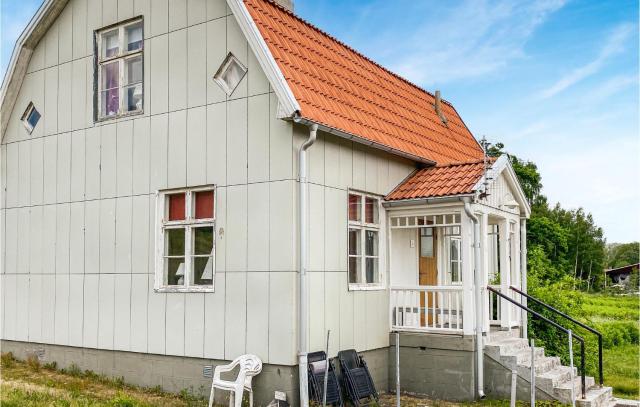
[244,0,484,164]
[385,159,487,200]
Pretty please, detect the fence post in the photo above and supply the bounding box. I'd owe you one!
[510,370,517,407]
[322,330,330,407]
[530,338,535,406]
[568,329,576,407]
[396,332,400,407]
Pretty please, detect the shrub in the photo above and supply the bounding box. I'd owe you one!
[1,352,15,368]
[26,354,41,371]
[43,361,58,370]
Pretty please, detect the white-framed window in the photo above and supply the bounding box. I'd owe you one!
[21,102,41,134]
[213,52,247,96]
[442,226,462,284]
[95,17,143,120]
[348,191,383,289]
[155,186,215,292]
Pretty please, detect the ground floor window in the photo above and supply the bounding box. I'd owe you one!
[155,186,215,292]
[348,191,382,287]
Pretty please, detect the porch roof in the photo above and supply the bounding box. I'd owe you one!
[385,159,487,200]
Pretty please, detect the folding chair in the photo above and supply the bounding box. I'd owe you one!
[307,351,343,406]
[337,349,378,406]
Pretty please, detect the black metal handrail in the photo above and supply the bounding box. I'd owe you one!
[486,286,586,399]
[509,285,603,387]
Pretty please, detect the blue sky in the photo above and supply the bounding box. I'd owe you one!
[2,0,638,242]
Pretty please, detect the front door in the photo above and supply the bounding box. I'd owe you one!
[419,227,437,326]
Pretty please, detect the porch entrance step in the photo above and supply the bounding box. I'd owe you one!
[484,329,616,407]
[609,398,640,407]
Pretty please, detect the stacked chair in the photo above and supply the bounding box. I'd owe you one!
[337,349,379,406]
[308,349,378,407]
[307,351,343,406]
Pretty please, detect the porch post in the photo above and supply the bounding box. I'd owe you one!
[513,220,521,327]
[461,209,475,336]
[520,218,528,339]
[480,213,490,337]
[499,218,511,329]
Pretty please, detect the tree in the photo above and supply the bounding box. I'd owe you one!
[606,242,640,268]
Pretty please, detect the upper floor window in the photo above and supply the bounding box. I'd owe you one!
[213,53,247,96]
[155,187,215,292]
[348,191,382,288]
[95,18,143,120]
[21,102,41,134]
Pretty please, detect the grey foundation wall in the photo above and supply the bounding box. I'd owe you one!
[1,340,390,406]
[1,340,298,406]
[388,332,477,401]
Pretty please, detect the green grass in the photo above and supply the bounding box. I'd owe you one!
[580,293,639,399]
[0,353,210,406]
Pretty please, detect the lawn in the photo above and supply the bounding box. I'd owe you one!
[1,353,563,407]
[581,293,639,399]
[0,352,209,406]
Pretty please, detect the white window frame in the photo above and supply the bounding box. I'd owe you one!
[348,190,384,291]
[95,17,144,121]
[20,102,40,134]
[154,186,216,293]
[213,52,248,96]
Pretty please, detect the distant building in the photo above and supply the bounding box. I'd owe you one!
[605,263,639,286]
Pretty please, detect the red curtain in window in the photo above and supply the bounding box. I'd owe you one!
[195,191,214,219]
[348,194,360,221]
[168,193,186,221]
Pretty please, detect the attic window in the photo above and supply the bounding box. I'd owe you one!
[21,102,41,133]
[213,53,247,96]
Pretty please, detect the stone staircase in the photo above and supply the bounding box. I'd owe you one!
[484,330,625,407]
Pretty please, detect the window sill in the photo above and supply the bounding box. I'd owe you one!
[154,286,215,293]
[96,109,144,123]
[348,283,385,291]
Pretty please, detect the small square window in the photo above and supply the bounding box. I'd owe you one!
[213,53,247,95]
[21,102,41,133]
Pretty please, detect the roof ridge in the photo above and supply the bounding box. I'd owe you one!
[254,0,456,108]
[434,158,490,167]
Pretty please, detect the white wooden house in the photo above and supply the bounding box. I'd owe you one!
[7,0,611,405]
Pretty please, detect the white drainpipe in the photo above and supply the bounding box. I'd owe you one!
[463,198,486,399]
[296,121,317,407]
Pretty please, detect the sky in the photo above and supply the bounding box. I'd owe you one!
[1,0,639,242]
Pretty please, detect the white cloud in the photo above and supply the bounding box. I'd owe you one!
[538,24,634,99]
[385,0,567,85]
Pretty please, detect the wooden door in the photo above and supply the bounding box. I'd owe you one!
[419,228,437,326]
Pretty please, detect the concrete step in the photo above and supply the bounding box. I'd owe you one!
[608,398,640,407]
[536,366,576,393]
[554,376,597,404]
[576,386,613,407]
[485,338,529,357]
[510,346,546,366]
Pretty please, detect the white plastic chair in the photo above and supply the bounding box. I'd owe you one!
[208,354,263,407]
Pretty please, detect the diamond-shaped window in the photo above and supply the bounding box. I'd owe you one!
[213,53,247,96]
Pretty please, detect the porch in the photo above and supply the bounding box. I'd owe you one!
[387,206,526,336]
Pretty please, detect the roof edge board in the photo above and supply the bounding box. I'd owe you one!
[1,0,68,141]
[294,116,436,166]
[472,154,531,217]
[226,0,300,117]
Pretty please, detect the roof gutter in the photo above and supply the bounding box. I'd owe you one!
[382,194,474,208]
[294,116,436,166]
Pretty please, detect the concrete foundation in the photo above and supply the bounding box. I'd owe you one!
[0,340,390,405]
[388,332,477,401]
[1,340,298,406]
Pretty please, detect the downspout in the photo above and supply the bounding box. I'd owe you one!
[296,121,317,407]
[463,197,486,399]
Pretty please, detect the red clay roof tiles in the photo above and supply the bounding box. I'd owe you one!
[385,160,487,200]
[244,0,484,164]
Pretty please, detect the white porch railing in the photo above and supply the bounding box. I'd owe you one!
[390,286,463,333]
